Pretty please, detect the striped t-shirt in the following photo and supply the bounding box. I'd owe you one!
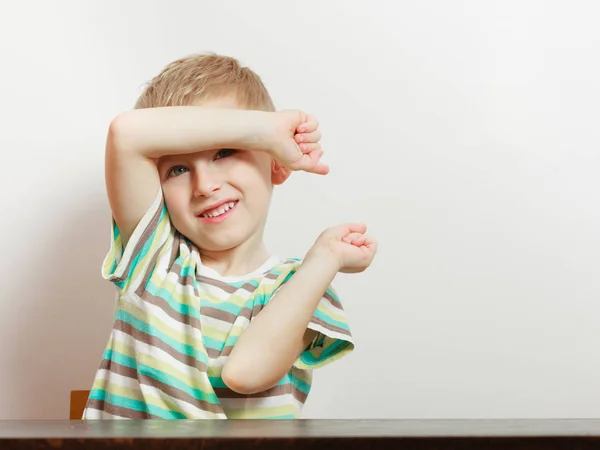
[82,190,354,419]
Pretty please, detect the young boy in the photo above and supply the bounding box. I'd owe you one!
[82,53,377,420]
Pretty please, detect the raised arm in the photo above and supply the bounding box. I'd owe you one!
[222,224,377,394]
[104,106,271,245]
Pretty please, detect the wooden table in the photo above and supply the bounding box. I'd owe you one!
[2,419,600,449]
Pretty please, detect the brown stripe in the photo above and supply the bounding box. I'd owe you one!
[201,306,237,324]
[197,275,259,295]
[114,320,208,372]
[137,287,203,331]
[167,263,199,290]
[169,233,182,267]
[206,346,230,359]
[310,316,352,337]
[114,199,164,282]
[215,383,308,404]
[85,399,149,419]
[323,290,343,310]
[135,237,165,297]
[201,303,267,325]
[134,229,185,300]
[100,358,137,379]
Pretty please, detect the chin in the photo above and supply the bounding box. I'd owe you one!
[196,237,248,253]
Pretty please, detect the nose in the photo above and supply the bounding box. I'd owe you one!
[192,165,222,198]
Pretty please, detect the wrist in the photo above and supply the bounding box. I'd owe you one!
[304,246,341,276]
[243,110,277,153]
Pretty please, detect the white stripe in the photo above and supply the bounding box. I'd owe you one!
[122,291,206,341]
[83,408,128,420]
[307,322,353,343]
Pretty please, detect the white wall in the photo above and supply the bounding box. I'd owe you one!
[1,0,599,419]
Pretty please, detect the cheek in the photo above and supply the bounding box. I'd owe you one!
[230,158,273,191]
[162,183,189,214]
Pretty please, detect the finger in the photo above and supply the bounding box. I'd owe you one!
[328,223,367,239]
[297,151,329,175]
[299,143,321,154]
[303,161,329,175]
[295,130,322,144]
[361,237,378,255]
[297,114,319,133]
[351,235,368,247]
[342,232,362,243]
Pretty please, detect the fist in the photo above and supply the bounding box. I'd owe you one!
[307,223,378,274]
[266,110,329,175]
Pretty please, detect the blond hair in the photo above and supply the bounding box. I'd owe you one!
[134,53,275,111]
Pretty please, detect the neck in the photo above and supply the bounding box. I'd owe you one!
[199,234,271,277]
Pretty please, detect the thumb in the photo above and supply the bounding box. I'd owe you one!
[327,223,367,238]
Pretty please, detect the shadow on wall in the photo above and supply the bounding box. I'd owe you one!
[3,191,115,419]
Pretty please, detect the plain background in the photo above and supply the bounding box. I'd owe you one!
[0,0,599,419]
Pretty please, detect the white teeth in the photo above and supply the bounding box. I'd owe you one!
[201,201,236,218]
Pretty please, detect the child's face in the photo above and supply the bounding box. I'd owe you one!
[157,95,289,253]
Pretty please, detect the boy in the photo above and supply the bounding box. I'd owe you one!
[83,53,377,420]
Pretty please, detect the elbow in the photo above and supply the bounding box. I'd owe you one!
[107,113,132,151]
[221,364,276,395]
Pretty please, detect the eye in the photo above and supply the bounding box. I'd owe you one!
[215,149,236,160]
[168,165,189,177]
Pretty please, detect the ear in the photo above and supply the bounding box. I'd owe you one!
[271,159,291,185]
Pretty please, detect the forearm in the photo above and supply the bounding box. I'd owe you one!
[109,106,271,159]
[222,254,339,394]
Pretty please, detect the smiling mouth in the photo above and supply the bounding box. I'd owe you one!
[199,201,238,218]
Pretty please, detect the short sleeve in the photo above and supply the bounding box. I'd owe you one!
[266,259,355,370]
[101,189,174,294]
[295,284,354,370]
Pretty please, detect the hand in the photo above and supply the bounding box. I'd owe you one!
[265,110,329,175]
[306,224,378,274]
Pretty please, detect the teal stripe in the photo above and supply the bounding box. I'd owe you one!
[180,265,194,277]
[89,388,106,401]
[146,404,187,419]
[115,310,208,366]
[201,336,223,351]
[113,221,121,239]
[201,335,236,351]
[200,297,244,315]
[325,286,339,300]
[91,389,148,414]
[313,309,349,331]
[288,372,311,394]
[124,205,166,281]
[209,377,227,388]
[228,279,261,290]
[300,340,351,366]
[145,281,202,319]
[105,349,138,370]
[139,364,219,404]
